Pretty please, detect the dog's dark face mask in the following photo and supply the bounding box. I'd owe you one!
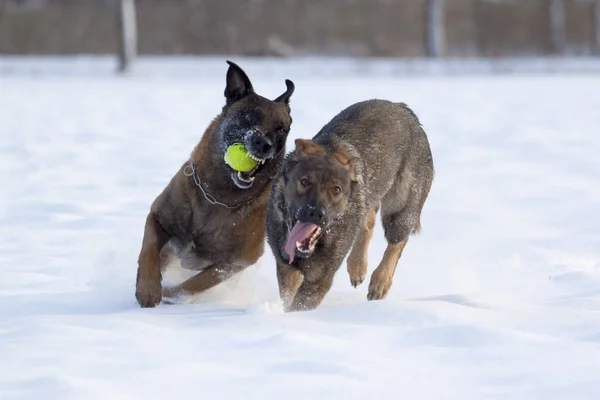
[218,61,294,189]
[282,139,360,264]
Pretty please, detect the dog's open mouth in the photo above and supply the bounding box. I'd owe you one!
[230,153,268,189]
[283,221,324,264]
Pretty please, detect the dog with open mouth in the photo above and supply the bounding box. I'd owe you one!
[266,99,434,312]
[135,60,294,308]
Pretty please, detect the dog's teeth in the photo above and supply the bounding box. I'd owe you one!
[236,171,253,183]
[247,153,265,164]
[296,241,312,253]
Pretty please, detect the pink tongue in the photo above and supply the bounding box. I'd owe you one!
[284,222,318,264]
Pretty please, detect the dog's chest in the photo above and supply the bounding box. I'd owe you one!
[190,212,241,254]
[187,205,265,263]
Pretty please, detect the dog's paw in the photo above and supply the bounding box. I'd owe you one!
[135,280,162,308]
[350,274,365,288]
[347,260,367,288]
[161,287,182,305]
[367,272,392,301]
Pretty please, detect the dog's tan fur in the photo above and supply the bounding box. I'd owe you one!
[135,61,294,307]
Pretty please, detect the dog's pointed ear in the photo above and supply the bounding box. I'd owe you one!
[274,79,295,108]
[285,139,325,175]
[293,139,326,159]
[224,60,254,104]
[331,144,362,184]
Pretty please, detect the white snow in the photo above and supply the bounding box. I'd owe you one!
[1,57,599,400]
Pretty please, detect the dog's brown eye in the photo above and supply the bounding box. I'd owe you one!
[332,186,342,195]
[300,178,310,188]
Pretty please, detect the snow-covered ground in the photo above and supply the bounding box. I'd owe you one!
[1,57,599,399]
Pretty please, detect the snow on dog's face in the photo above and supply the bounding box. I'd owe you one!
[282,139,360,264]
[218,61,294,189]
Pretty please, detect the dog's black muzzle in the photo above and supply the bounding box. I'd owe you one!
[296,204,328,227]
[245,133,275,160]
[228,130,278,190]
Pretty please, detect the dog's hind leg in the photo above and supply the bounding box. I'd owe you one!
[367,237,408,301]
[368,202,417,301]
[136,211,171,308]
[346,205,379,288]
[162,263,248,301]
[368,169,427,301]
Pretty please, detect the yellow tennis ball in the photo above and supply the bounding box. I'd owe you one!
[224,143,258,172]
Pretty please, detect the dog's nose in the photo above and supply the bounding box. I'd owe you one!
[299,205,327,225]
[251,135,273,157]
[308,207,325,222]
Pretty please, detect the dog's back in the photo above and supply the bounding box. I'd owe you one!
[312,99,434,238]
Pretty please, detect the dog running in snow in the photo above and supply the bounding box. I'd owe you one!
[135,61,295,307]
[266,99,434,312]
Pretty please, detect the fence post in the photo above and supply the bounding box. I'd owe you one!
[549,0,566,54]
[595,0,600,55]
[116,0,137,73]
[427,0,446,58]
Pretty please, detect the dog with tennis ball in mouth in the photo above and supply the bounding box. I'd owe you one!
[266,99,434,312]
[135,60,295,308]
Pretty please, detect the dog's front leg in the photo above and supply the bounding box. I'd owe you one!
[287,268,336,312]
[347,205,379,288]
[276,261,304,310]
[136,211,170,308]
[162,263,248,301]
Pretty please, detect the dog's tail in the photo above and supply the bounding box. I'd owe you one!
[412,220,422,236]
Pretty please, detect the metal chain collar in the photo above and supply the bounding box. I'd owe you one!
[183,162,253,209]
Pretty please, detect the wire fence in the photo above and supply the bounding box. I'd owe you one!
[1,0,599,71]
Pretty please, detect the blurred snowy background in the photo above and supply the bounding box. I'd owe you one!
[1,1,600,400]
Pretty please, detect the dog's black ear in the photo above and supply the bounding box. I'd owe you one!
[274,79,295,107]
[224,60,254,104]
